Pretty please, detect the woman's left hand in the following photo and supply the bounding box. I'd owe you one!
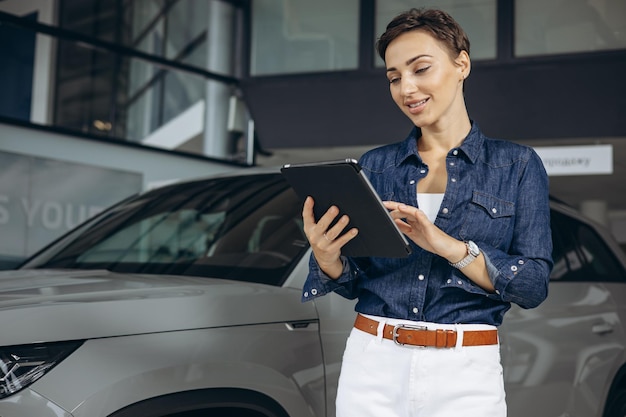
[383,201,457,258]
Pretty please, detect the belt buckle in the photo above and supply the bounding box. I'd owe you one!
[392,323,427,346]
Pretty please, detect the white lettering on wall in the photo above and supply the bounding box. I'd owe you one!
[22,198,42,228]
[13,198,103,231]
[41,201,63,230]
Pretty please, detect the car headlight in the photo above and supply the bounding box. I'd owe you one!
[0,341,83,399]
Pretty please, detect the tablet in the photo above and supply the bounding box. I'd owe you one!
[281,159,412,258]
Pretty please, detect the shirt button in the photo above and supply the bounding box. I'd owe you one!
[409,180,415,185]
[491,208,497,214]
[418,274,425,280]
[420,169,426,174]
[457,280,463,285]
[495,289,501,295]
[449,162,455,166]
[518,260,524,265]
[311,288,318,295]
[413,307,419,314]
[446,279,452,284]
[451,178,456,183]
[511,265,518,272]
[442,208,449,214]
[453,150,459,156]
[304,292,309,297]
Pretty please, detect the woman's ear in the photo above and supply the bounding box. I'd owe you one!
[456,50,471,80]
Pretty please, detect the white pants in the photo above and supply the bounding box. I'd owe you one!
[336,316,507,417]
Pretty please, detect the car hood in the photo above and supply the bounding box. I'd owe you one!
[0,269,316,346]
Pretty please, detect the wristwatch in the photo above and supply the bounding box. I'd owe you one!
[449,240,480,269]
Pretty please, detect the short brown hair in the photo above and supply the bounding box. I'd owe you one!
[376,8,470,62]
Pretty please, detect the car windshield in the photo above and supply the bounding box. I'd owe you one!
[22,173,309,286]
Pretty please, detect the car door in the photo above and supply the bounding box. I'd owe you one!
[500,207,626,417]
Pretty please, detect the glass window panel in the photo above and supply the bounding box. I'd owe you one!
[251,0,359,75]
[0,11,36,121]
[126,79,162,142]
[128,38,158,98]
[162,69,205,125]
[132,16,165,56]
[516,0,626,56]
[125,56,206,140]
[374,0,496,66]
[59,0,118,42]
[181,39,208,70]
[54,38,119,136]
[165,0,208,61]
[130,0,166,46]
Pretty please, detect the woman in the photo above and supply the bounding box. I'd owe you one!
[301,8,553,417]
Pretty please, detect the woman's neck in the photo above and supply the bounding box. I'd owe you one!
[418,110,471,153]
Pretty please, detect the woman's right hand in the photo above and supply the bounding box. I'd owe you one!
[302,196,358,279]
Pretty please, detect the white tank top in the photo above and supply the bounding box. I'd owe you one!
[417,193,444,223]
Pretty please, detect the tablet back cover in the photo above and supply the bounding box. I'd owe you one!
[281,160,411,258]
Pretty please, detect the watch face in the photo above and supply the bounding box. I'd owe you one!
[467,240,480,256]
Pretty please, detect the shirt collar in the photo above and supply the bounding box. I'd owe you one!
[395,121,485,166]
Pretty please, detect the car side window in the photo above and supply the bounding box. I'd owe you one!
[550,210,626,282]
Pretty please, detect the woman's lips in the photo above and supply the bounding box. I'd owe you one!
[407,98,429,114]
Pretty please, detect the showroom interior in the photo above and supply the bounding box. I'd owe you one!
[0,0,625,267]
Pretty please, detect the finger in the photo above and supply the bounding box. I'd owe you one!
[302,196,316,226]
[324,214,358,248]
[388,210,409,221]
[323,222,358,246]
[395,204,428,222]
[317,205,341,232]
[334,227,359,247]
[384,201,416,220]
[393,218,412,233]
[383,201,401,211]
[324,214,350,241]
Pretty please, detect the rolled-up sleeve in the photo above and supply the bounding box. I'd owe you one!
[301,254,361,302]
[482,250,551,308]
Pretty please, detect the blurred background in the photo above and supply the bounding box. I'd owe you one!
[1,0,625,268]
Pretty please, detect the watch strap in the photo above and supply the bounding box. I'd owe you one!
[449,242,478,269]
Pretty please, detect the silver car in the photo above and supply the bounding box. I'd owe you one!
[1,169,625,417]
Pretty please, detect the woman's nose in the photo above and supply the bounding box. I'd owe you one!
[401,77,418,95]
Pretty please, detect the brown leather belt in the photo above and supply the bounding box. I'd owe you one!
[354,314,498,348]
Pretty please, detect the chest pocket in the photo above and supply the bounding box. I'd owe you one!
[459,192,515,248]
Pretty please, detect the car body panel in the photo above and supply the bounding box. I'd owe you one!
[0,269,317,345]
[29,324,324,417]
[0,388,72,417]
[501,282,626,417]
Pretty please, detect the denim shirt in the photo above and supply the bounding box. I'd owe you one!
[301,122,553,326]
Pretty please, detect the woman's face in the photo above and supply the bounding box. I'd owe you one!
[384,30,469,130]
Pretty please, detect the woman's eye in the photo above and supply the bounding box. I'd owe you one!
[416,66,430,74]
[389,77,399,84]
